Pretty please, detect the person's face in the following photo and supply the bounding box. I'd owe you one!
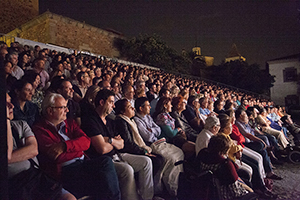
[32,75,41,89]
[224,122,233,135]
[49,97,69,123]
[207,102,214,111]
[125,87,135,100]
[103,96,115,115]
[4,62,12,74]
[217,101,224,110]
[163,91,170,98]
[193,99,200,109]
[0,49,8,59]
[140,101,151,115]
[104,74,111,81]
[22,54,28,63]
[240,111,248,123]
[36,60,45,69]
[95,68,102,77]
[6,93,14,120]
[10,54,18,66]
[57,63,64,71]
[112,83,120,94]
[17,83,33,102]
[212,124,220,135]
[151,85,157,93]
[61,81,74,99]
[123,101,135,118]
[165,101,172,113]
[139,83,146,90]
[83,73,90,84]
[178,100,187,112]
[156,84,161,94]
[201,98,208,108]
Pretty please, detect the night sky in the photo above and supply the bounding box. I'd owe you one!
[40,0,300,67]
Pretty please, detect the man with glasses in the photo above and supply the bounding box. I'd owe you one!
[6,92,76,200]
[52,79,81,126]
[32,93,120,200]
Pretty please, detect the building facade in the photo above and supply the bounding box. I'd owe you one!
[268,54,300,106]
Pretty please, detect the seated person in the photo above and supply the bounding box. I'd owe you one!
[153,96,195,158]
[213,99,225,115]
[150,88,170,116]
[196,134,257,200]
[219,113,278,199]
[32,93,120,200]
[80,89,154,200]
[246,107,281,156]
[182,95,205,133]
[114,99,163,178]
[256,107,289,149]
[199,97,211,117]
[51,79,81,126]
[6,93,75,200]
[171,96,199,142]
[281,115,300,146]
[133,97,184,196]
[195,116,220,155]
[10,79,40,127]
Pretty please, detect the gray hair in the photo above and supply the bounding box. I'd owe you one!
[41,93,64,116]
[204,116,220,130]
[8,51,18,59]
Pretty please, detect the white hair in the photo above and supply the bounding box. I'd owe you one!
[41,93,64,116]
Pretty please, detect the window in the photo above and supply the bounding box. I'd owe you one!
[283,67,297,82]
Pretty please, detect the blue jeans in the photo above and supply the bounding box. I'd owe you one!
[244,141,272,173]
[62,156,120,200]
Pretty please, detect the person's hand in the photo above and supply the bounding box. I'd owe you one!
[146,153,156,157]
[46,142,66,160]
[177,128,182,132]
[114,135,122,140]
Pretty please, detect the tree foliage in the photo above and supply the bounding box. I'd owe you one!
[116,34,274,95]
[206,60,275,94]
[117,34,192,74]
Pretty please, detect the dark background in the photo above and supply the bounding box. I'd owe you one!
[40,0,300,67]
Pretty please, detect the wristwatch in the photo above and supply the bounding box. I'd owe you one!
[108,137,113,144]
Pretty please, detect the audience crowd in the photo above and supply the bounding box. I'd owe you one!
[3,41,300,200]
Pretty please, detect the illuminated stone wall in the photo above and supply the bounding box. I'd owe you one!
[0,0,39,34]
[7,12,122,58]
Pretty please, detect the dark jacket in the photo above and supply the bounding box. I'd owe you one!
[171,111,198,142]
[114,116,146,155]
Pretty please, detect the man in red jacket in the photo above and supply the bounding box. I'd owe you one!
[33,93,120,200]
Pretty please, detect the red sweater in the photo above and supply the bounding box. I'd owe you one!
[32,119,91,179]
[231,124,246,147]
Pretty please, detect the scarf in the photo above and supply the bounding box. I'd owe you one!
[118,114,152,154]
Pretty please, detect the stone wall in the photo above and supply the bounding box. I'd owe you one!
[7,12,123,58]
[0,0,39,34]
[49,13,122,57]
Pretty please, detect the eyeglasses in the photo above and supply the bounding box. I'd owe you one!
[51,106,68,110]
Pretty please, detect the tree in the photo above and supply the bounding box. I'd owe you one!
[117,34,193,74]
[205,60,275,94]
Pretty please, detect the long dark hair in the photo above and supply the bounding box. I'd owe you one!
[153,96,172,119]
